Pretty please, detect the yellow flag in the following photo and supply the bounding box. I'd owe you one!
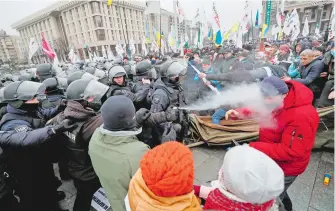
[262,24,268,38]
[231,22,239,32]
[107,0,112,6]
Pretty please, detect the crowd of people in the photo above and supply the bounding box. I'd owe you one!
[0,35,333,211]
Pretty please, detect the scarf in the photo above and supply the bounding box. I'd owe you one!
[204,188,277,211]
[128,169,201,211]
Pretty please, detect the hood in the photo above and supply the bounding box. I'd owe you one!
[64,100,96,120]
[294,41,310,56]
[303,56,323,67]
[283,80,313,109]
[128,169,201,211]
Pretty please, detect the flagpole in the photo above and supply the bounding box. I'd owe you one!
[173,1,179,47]
[251,9,254,42]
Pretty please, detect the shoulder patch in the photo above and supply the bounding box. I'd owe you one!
[14,125,29,133]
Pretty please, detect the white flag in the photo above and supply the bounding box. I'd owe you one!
[102,45,107,58]
[283,9,299,35]
[302,17,309,37]
[129,40,136,56]
[236,25,243,48]
[315,24,320,36]
[141,37,147,55]
[145,1,160,15]
[28,37,39,60]
[328,9,335,41]
[107,48,115,60]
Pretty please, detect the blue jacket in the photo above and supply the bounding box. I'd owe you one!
[0,105,56,148]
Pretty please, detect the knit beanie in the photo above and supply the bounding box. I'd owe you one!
[140,141,194,197]
[219,145,284,204]
[101,96,136,131]
[260,76,289,97]
[279,44,290,53]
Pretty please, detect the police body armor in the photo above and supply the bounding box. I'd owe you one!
[41,95,64,109]
[0,112,45,130]
[151,79,188,141]
[61,120,97,181]
[107,84,132,98]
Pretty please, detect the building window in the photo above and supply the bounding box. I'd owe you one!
[93,16,103,27]
[95,29,105,41]
[73,23,76,33]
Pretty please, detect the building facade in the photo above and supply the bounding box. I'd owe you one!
[284,0,334,34]
[12,0,192,63]
[0,30,24,63]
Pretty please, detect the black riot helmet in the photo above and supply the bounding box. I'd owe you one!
[18,73,32,81]
[42,77,67,95]
[107,65,127,82]
[66,79,109,106]
[135,60,153,76]
[157,59,187,79]
[36,64,57,82]
[3,81,46,108]
[67,71,98,85]
[85,67,96,75]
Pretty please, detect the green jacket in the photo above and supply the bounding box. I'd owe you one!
[220,56,236,73]
[88,126,149,211]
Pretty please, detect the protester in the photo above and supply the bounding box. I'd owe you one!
[318,42,334,107]
[89,96,149,211]
[194,145,284,210]
[127,141,201,211]
[276,44,291,62]
[283,49,325,102]
[225,76,320,211]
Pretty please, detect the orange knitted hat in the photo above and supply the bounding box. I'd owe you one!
[140,141,194,197]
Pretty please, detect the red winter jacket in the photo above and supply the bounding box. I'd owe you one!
[247,80,319,176]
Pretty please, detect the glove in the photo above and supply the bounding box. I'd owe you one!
[161,123,177,143]
[165,106,179,122]
[58,99,67,111]
[135,108,151,126]
[52,119,77,134]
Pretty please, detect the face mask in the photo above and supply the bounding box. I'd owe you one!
[331,50,335,56]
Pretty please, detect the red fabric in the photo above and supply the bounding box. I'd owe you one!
[204,188,274,211]
[140,141,194,197]
[249,81,319,176]
[41,32,55,60]
[193,185,200,196]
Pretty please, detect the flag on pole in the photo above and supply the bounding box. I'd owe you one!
[224,22,239,40]
[283,8,299,36]
[315,23,320,36]
[212,3,222,45]
[145,1,160,14]
[107,0,112,6]
[41,32,55,60]
[302,17,309,37]
[28,37,39,61]
[241,0,251,34]
[236,25,243,48]
[262,24,269,38]
[129,40,136,56]
[328,8,335,40]
[176,1,185,24]
[142,37,148,55]
[192,8,200,27]
[255,10,259,28]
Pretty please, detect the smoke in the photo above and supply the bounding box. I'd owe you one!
[180,83,284,129]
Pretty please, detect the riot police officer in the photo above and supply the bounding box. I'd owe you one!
[67,70,99,85]
[50,79,109,211]
[0,81,74,211]
[149,59,188,145]
[42,77,67,109]
[106,65,150,106]
[84,66,108,85]
[36,63,57,82]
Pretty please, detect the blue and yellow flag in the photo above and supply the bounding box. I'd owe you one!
[107,0,112,6]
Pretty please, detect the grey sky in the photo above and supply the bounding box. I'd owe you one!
[0,0,262,35]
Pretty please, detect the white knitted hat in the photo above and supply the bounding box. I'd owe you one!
[219,145,284,204]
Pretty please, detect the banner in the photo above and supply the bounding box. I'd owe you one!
[302,17,309,37]
[28,37,39,61]
[264,0,272,37]
[41,32,55,60]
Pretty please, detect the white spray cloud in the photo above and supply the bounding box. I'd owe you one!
[180,83,283,129]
